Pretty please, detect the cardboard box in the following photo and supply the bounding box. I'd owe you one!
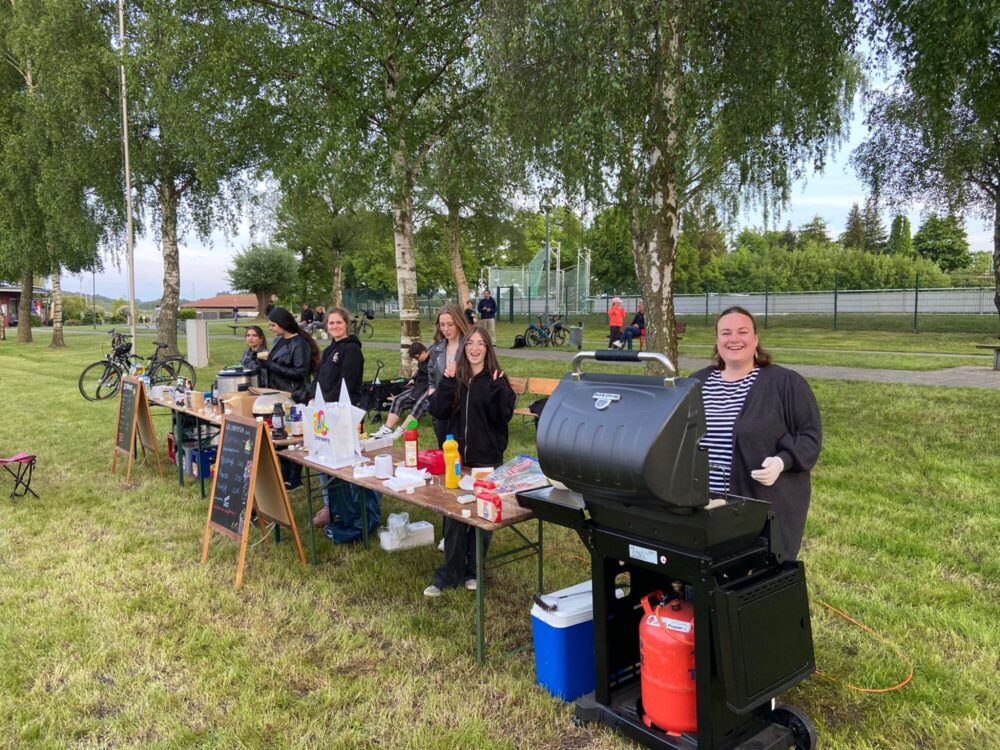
[221,392,257,418]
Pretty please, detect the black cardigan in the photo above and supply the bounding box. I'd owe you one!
[691,364,822,559]
[429,371,516,468]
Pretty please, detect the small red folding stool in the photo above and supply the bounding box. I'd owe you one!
[1,453,38,500]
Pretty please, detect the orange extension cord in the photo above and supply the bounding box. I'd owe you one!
[813,599,914,694]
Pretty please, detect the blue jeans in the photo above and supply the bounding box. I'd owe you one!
[622,325,641,350]
[322,476,381,544]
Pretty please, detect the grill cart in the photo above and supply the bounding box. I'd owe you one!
[517,351,817,750]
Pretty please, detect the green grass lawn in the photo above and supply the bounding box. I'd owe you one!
[1,335,997,749]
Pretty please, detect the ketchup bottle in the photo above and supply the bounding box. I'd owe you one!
[404,418,419,468]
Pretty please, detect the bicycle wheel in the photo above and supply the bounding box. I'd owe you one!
[151,357,197,388]
[361,320,375,339]
[551,328,567,347]
[79,361,123,401]
[525,328,543,347]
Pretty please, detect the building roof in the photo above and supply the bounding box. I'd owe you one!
[0,282,50,295]
[181,294,258,310]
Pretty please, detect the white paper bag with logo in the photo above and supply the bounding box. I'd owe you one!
[303,381,365,469]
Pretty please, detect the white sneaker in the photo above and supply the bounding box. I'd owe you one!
[423,584,442,598]
[612,340,623,349]
[371,425,393,438]
[464,578,477,591]
[391,427,404,439]
[437,538,445,552]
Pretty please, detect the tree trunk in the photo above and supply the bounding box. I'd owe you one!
[255,291,267,317]
[17,269,33,344]
[159,180,181,355]
[391,146,421,376]
[631,11,681,368]
[50,264,64,348]
[331,251,343,309]
[445,196,470,306]
[992,195,999,334]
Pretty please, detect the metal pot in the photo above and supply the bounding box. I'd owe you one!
[217,367,260,396]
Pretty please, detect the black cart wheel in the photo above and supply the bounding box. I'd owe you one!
[773,704,817,750]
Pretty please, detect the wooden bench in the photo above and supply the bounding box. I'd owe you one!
[513,377,560,418]
[975,343,1000,370]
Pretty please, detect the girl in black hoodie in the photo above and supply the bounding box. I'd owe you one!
[424,326,516,596]
[313,308,380,543]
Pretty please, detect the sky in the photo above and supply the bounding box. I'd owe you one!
[68,109,993,304]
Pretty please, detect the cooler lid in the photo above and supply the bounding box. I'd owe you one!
[531,580,593,628]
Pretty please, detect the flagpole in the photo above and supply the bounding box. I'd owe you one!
[116,0,137,346]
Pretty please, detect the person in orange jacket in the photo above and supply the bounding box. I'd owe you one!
[607,297,626,347]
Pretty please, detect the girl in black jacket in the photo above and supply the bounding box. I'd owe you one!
[424,327,516,596]
[258,307,319,402]
[258,307,320,489]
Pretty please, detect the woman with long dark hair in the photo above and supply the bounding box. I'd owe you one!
[426,303,470,447]
[424,326,516,596]
[691,306,821,559]
[239,325,269,369]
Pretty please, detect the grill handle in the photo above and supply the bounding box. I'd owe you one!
[571,350,677,385]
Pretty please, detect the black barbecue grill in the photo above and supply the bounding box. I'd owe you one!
[517,350,817,750]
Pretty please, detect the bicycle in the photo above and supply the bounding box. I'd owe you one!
[350,309,375,339]
[523,315,567,347]
[78,330,197,401]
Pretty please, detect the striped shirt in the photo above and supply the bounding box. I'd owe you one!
[700,368,759,495]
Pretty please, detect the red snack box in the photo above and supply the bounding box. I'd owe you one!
[476,491,503,523]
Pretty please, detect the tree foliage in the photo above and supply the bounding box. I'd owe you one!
[913,214,971,272]
[840,203,865,250]
[854,0,1000,324]
[228,243,298,312]
[887,215,913,256]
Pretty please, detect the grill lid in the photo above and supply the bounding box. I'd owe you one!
[536,351,709,510]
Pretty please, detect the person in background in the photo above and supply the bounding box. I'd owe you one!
[258,307,320,490]
[239,325,269,369]
[426,304,470,447]
[692,306,822,559]
[265,294,277,317]
[617,302,646,350]
[463,299,477,326]
[231,305,240,323]
[299,303,315,328]
[607,297,626,347]
[370,342,431,438]
[476,288,497,345]
[424,326,516,596]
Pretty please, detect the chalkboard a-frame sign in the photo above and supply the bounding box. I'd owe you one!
[111,377,162,481]
[201,414,305,587]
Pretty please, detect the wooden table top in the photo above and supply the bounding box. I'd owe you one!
[279,446,535,531]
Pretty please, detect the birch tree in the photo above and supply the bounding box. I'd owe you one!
[487,0,859,362]
[247,0,483,370]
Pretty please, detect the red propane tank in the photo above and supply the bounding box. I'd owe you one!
[640,590,697,735]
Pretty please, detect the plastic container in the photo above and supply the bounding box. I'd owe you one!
[403,418,419,468]
[531,580,596,701]
[443,435,461,489]
[417,449,444,475]
[191,446,218,480]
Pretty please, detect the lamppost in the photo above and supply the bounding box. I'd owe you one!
[541,193,553,320]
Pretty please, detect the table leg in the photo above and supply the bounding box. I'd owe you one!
[305,466,317,564]
[196,417,205,499]
[476,526,485,666]
[174,411,184,488]
[359,488,369,549]
[537,519,544,593]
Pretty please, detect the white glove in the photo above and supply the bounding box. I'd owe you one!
[750,456,784,487]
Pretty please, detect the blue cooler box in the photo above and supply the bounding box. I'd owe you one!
[531,580,595,701]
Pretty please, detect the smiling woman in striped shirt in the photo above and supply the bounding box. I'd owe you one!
[692,306,822,559]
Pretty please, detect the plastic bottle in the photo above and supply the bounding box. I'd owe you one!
[404,418,419,468]
[443,434,461,489]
